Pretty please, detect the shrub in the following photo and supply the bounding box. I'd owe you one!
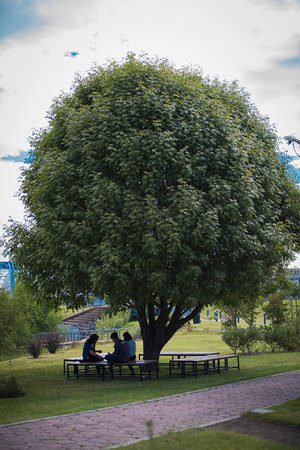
[0,284,64,356]
[45,331,61,354]
[27,337,42,358]
[0,375,26,398]
[263,326,280,352]
[263,325,298,352]
[276,325,298,352]
[222,326,262,354]
[222,328,241,353]
[238,327,262,354]
[0,290,30,355]
[96,310,131,330]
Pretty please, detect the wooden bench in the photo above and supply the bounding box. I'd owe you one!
[113,360,159,381]
[169,354,240,378]
[66,359,159,381]
[66,361,113,380]
[63,353,108,374]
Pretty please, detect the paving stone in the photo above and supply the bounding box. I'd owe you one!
[1,371,300,449]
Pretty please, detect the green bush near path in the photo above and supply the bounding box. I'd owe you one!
[0,331,299,425]
[115,428,287,450]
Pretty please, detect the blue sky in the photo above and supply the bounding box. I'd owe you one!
[0,0,45,41]
[0,0,300,264]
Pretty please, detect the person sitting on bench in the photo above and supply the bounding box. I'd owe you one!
[82,334,103,374]
[123,332,136,361]
[105,332,129,364]
[123,331,136,375]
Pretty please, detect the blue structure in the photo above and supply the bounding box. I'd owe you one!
[0,261,17,291]
[88,297,106,306]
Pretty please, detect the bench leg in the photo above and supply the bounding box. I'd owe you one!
[237,356,240,370]
[181,362,185,378]
[139,364,143,382]
[225,358,229,371]
[218,359,220,374]
[67,364,70,380]
[101,365,105,381]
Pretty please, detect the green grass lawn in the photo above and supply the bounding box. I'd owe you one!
[115,428,287,450]
[247,397,300,427]
[0,330,299,425]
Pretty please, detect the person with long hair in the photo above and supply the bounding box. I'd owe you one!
[82,334,103,363]
[123,331,136,361]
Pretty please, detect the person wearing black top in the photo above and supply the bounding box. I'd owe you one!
[105,332,129,363]
[82,334,103,374]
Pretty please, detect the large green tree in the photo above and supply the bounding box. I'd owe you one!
[4,56,300,358]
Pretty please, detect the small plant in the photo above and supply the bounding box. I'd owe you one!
[0,375,26,398]
[27,337,42,358]
[0,362,25,398]
[45,331,61,354]
[222,328,241,353]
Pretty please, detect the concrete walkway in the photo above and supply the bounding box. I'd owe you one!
[1,370,300,450]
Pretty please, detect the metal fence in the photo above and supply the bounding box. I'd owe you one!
[56,323,141,342]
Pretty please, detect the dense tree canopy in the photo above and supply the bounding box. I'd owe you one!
[4,56,300,357]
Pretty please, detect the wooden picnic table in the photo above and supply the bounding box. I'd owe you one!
[169,354,240,378]
[138,351,219,360]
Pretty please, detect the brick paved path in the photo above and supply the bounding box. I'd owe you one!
[1,371,300,450]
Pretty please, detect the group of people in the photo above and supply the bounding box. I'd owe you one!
[82,331,136,369]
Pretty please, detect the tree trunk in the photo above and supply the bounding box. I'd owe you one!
[142,331,165,360]
[137,303,203,360]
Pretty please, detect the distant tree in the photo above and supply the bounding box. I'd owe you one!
[3,56,300,358]
[284,134,300,157]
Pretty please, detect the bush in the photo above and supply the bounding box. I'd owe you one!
[0,290,31,355]
[27,337,42,358]
[263,326,280,352]
[0,375,26,398]
[0,283,64,356]
[45,331,61,354]
[238,327,262,354]
[222,328,242,353]
[96,310,131,330]
[276,325,298,352]
[263,325,298,352]
[222,326,262,354]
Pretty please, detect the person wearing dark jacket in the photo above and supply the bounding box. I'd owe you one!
[82,334,103,362]
[82,334,103,374]
[105,332,129,363]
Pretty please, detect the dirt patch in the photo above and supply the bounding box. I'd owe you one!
[211,416,300,449]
